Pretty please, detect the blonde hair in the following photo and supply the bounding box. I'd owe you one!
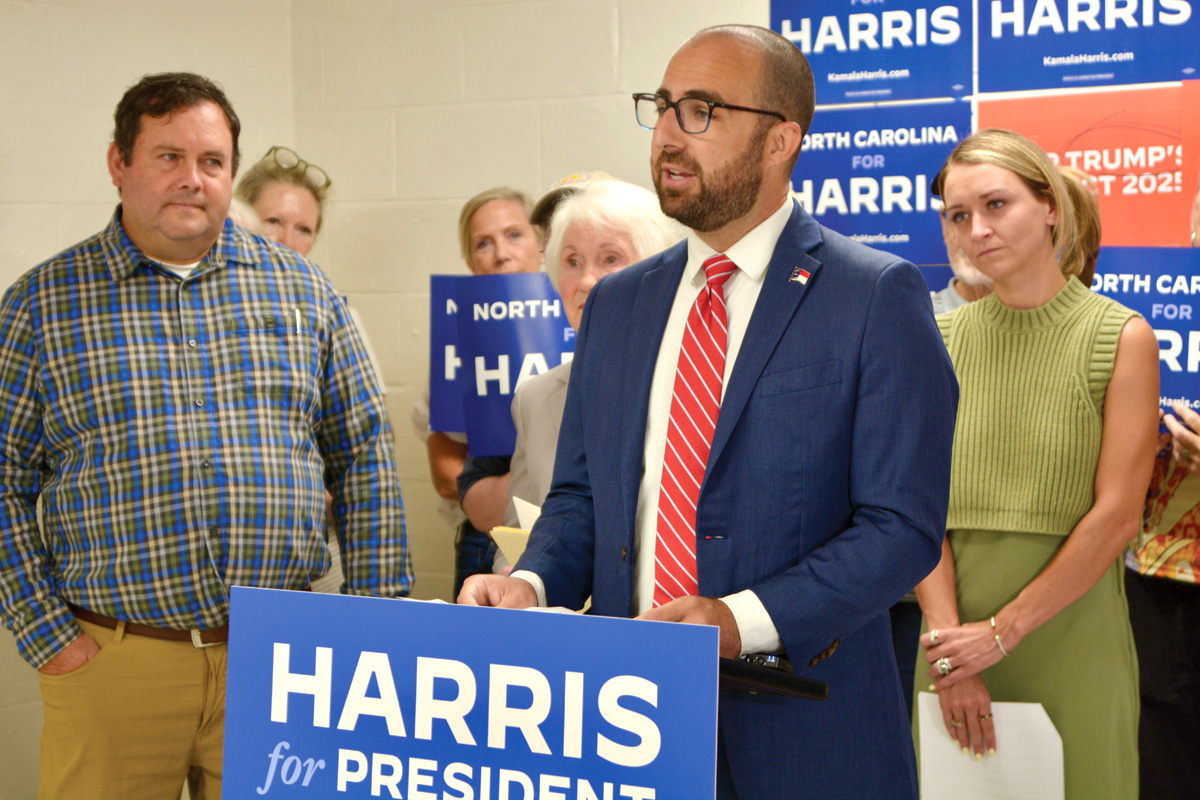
[235,156,328,233]
[937,128,1085,277]
[543,180,685,285]
[457,187,538,265]
[1058,166,1101,287]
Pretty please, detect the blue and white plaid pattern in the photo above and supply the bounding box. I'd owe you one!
[0,209,411,668]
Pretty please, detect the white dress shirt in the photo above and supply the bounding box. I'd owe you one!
[516,197,794,655]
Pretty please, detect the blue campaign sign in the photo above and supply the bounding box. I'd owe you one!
[456,273,574,457]
[979,0,1199,92]
[429,276,466,434]
[772,0,973,103]
[224,588,720,800]
[427,273,574,455]
[1091,247,1200,409]
[793,101,970,264]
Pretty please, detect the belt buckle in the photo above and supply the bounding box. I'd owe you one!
[191,629,219,648]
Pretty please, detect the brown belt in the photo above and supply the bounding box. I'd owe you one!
[69,604,228,647]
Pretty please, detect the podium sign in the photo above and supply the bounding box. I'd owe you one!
[224,588,720,799]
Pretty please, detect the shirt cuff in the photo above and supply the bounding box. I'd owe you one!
[509,570,547,607]
[16,602,81,670]
[721,589,782,656]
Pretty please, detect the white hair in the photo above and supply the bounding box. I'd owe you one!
[544,180,685,285]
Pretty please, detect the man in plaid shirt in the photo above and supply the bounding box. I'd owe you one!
[0,72,410,799]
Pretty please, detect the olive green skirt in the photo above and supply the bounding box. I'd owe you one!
[914,530,1139,799]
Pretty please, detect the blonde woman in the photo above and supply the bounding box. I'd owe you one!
[914,129,1158,799]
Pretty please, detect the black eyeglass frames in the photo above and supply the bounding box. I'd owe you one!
[632,93,786,134]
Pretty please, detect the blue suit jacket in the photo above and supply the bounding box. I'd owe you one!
[517,203,958,798]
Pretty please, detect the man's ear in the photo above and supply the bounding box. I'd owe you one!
[107,142,126,194]
[765,120,803,170]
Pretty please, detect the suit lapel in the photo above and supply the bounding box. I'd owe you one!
[705,206,825,478]
[620,248,687,535]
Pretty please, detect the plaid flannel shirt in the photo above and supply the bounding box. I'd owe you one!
[0,208,411,668]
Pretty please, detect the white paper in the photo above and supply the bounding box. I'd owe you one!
[513,496,541,530]
[918,692,1064,800]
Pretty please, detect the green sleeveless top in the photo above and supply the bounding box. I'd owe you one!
[937,277,1138,537]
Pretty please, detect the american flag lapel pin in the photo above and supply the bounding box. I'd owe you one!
[789,266,810,285]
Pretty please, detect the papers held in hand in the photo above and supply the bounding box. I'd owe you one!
[488,496,540,566]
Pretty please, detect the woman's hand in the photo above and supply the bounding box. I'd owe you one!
[921,619,1006,688]
[934,674,996,758]
[1164,401,1200,474]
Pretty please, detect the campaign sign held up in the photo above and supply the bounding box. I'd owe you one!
[1092,247,1200,410]
[429,276,466,435]
[428,274,573,456]
[457,274,573,456]
[772,0,973,103]
[224,588,719,799]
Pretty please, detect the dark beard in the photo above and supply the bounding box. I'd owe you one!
[653,127,767,233]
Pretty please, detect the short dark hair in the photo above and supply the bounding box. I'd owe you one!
[695,25,815,141]
[112,72,241,174]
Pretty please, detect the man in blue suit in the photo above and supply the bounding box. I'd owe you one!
[460,24,957,799]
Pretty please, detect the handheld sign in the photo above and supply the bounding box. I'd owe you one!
[429,276,467,434]
[224,588,720,799]
[456,274,573,456]
[428,273,574,456]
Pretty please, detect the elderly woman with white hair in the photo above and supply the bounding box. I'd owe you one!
[503,179,685,530]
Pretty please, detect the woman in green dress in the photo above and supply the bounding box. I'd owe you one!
[914,129,1160,798]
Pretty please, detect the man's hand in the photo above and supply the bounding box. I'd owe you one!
[637,596,742,659]
[38,633,100,676]
[457,575,539,608]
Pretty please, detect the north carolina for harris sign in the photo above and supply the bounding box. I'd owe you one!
[223,588,719,799]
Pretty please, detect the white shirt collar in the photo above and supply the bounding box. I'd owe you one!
[683,196,794,285]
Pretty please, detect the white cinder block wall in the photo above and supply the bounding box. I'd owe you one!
[0,0,765,795]
[291,0,767,600]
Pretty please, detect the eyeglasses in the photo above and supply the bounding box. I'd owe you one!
[633,93,786,135]
[260,146,331,190]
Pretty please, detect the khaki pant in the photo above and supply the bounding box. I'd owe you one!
[38,618,226,800]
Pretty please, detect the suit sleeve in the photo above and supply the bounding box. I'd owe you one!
[752,260,957,664]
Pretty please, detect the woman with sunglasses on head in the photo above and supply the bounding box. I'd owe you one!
[235,147,387,594]
[913,129,1158,799]
[235,146,330,257]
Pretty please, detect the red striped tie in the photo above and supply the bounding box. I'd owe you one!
[653,254,737,607]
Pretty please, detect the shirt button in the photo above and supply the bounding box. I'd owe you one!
[202,459,212,469]
[194,399,204,407]
[209,526,219,537]
[187,339,197,348]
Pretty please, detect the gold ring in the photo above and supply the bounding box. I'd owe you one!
[929,628,940,645]
[950,719,964,728]
[978,713,993,721]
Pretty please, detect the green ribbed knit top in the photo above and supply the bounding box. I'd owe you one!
[937,277,1138,537]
